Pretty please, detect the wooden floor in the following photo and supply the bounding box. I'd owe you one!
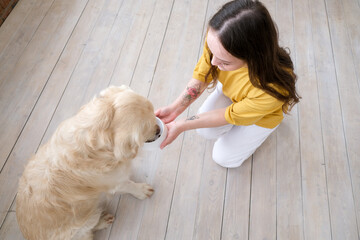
[0,0,359,239]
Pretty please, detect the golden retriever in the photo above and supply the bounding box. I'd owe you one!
[16,85,160,240]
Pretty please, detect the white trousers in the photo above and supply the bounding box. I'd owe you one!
[196,83,278,168]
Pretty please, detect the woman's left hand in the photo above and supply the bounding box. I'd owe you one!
[159,108,228,149]
[160,120,184,149]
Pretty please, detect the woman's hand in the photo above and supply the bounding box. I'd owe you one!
[156,78,208,124]
[159,108,229,149]
[155,105,180,124]
[160,120,184,149]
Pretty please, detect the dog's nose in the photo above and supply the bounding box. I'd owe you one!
[156,125,161,135]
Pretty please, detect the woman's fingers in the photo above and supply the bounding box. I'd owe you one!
[160,122,179,149]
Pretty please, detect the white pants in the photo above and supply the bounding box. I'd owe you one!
[196,83,279,168]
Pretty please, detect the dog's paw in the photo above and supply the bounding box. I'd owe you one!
[94,213,115,230]
[142,183,155,198]
[103,213,115,224]
[133,183,154,200]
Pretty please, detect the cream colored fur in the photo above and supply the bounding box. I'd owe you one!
[16,86,159,240]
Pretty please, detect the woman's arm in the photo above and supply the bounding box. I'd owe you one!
[155,78,209,123]
[181,108,228,130]
[160,107,228,149]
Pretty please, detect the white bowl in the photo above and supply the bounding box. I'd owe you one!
[142,117,167,151]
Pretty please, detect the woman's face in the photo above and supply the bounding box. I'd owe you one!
[207,28,247,71]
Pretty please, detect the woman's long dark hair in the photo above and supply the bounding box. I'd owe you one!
[205,0,300,113]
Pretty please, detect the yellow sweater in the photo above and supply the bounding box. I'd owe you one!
[193,42,285,129]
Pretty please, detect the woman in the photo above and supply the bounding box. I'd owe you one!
[155,0,300,168]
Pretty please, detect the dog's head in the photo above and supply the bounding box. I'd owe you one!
[96,85,159,161]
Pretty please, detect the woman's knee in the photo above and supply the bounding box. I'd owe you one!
[212,152,249,168]
[212,142,253,168]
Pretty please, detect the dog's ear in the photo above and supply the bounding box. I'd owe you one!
[74,97,115,150]
[83,98,114,131]
[113,132,141,161]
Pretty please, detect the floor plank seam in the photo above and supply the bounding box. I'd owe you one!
[247,156,254,240]
[106,0,127,88]
[291,0,306,236]
[2,0,58,62]
[128,0,156,88]
[219,167,229,240]
[310,1,334,239]
[0,2,55,150]
[163,126,187,239]
[146,0,176,100]
[335,0,360,237]
[192,139,208,239]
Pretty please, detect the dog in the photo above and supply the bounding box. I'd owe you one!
[16,85,160,240]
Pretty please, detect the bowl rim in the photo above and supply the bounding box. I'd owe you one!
[143,117,167,149]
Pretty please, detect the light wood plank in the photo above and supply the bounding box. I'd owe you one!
[261,0,276,16]
[276,108,304,240]
[164,85,211,240]
[222,158,252,240]
[249,134,277,240]
[124,0,175,98]
[0,0,56,168]
[0,212,24,240]
[192,141,226,240]
[108,0,158,96]
[147,0,209,110]
[0,198,22,240]
[165,131,207,240]
[342,0,360,232]
[0,0,55,86]
[0,0,37,54]
[134,151,180,240]
[0,0,89,226]
[293,0,332,239]
[321,0,360,238]
[106,153,159,240]
[342,0,360,86]
[275,0,304,239]
[40,0,127,143]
